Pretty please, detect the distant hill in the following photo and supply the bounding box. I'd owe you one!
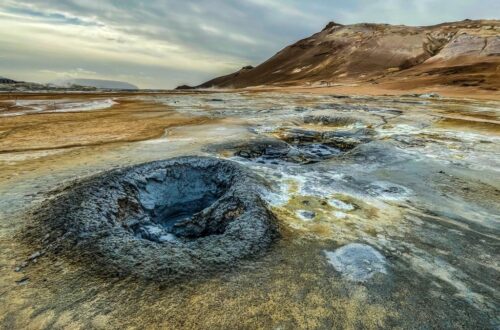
[0,76,18,84]
[51,79,138,90]
[198,19,500,91]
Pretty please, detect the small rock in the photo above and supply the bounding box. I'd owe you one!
[16,261,28,271]
[297,210,316,220]
[328,198,354,211]
[28,251,42,261]
[419,92,440,98]
[15,277,29,285]
[236,151,251,158]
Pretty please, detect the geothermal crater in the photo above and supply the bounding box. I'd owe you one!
[209,116,372,165]
[27,157,278,281]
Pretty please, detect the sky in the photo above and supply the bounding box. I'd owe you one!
[0,0,498,89]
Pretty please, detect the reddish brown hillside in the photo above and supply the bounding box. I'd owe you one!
[198,19,500,91]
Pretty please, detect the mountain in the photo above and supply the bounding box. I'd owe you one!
[0,76,18,84]
[51,79,138,90]
[198,19,500,91]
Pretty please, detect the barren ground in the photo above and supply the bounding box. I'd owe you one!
[0,90,498,329]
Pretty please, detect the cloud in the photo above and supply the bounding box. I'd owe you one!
[0,0,498,88]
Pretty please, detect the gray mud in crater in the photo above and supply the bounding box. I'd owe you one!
[208,124,372,165]
[24,156,278,281]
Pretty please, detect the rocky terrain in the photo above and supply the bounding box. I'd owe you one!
[199,19,500,93]
[0,91,498,328]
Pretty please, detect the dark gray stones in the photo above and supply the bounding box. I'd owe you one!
[233,138,340,165]
[400,92,441,98]
[278,128,369,152]
[207,125,374,166]
[303,115,358,126]
[231,139,290,160]
[365,181,412,200]
[297,210,316,220]
[26,157,278,281]
[298,143,342,159]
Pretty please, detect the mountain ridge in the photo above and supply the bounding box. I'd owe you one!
[51,78,138,90]
[197,19,500,91]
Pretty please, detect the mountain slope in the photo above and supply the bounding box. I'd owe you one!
[198,19,500,91]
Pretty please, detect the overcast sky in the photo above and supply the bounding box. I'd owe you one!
[0,0,498,88]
